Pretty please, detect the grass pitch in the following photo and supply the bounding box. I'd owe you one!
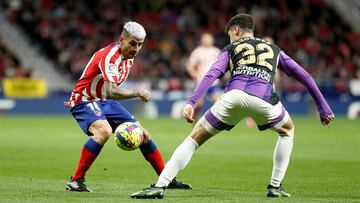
[0,115,359,202]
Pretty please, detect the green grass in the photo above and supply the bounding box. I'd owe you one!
[0,115,359,202]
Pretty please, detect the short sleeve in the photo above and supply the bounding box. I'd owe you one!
[99,55,119,83]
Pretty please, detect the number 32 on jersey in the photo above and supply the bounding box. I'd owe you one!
[234,43,274,71]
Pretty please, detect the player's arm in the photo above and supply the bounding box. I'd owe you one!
[105,81,151,102]
[184,51,229,123]
[278,51,334,125]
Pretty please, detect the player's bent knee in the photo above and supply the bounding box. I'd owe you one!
[279,128,294,138]
[92,125,113,143]
[134,122,150,143]
[190,123,213,146]
[278,125,294,138]
[284,120,294,135]
[275,119,295,137]
[142,132,151,144]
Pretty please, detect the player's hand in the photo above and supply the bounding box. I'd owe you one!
[182,104,195,123]
[64,101,71,108]
[321,114,335,126]
[137,89,151,102]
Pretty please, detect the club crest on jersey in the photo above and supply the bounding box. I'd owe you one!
[107,63,118,76]
[94,109,102,116]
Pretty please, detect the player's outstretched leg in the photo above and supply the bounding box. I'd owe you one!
[140,139,192,189]
[132,121,210,198]
[130,186,165,199]
[132,136,198,198]
[267,184,291,197]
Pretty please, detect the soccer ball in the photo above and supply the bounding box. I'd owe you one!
[114,122,144,151]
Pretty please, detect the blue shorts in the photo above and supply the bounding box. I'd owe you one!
[207,85,222,95]
[70,100,137,136]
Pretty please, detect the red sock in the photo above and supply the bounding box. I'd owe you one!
[140,140,165,175]
[72,147,98,180]
[194,106,201,120]
[143,148,165,175]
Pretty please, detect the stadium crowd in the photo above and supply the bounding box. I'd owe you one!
[0,0,359,92]
[0,40,32,79]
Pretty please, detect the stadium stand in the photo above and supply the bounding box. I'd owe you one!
[1,0,359,93]
[0,40,32,79]
[0,0,358,117]
[0,6,72,91]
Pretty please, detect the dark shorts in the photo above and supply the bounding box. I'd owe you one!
[70,100,137,136]
[207,85,222,95]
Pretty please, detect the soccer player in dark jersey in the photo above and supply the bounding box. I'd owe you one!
[131,14,334,199]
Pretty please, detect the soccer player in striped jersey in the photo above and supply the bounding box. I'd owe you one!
[187,33,221,120]
[131,14,335,199]
[65,21,191,192]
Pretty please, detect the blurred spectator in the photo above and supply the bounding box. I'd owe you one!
[0,0,359,92]
[0,41,32,79]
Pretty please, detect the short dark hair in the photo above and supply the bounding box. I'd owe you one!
[224,14,255,33]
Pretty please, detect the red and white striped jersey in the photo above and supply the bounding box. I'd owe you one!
[69,43,134,107]
[188,45,220,84]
